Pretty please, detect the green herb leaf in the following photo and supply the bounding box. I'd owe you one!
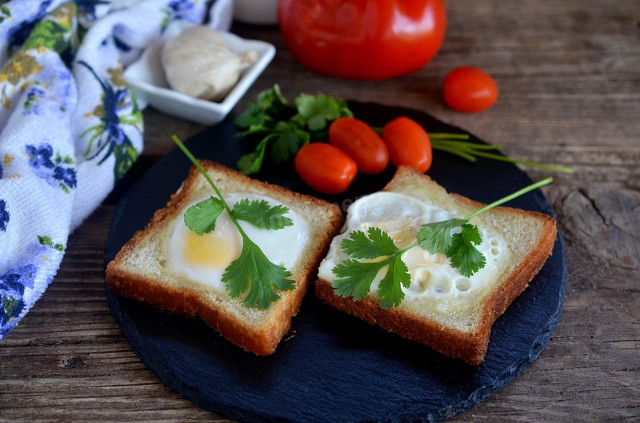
[341,227,399,259]
[184,196,225,235]
[270,121,310,164]
[234,103,266,129]
[447,224,486,277]
[260,85,293,114]
[231,199,293,230]
[237,134,275,175]
[332,259,387,302]
[377,257,410,309]
[222,237,295,309]
[417,218,466,255]
[294,93,352,132]
[332,227,411,307]
[235,84,294,129]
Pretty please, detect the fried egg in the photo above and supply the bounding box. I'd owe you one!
[318,192,510,313]
[165,192,310,293]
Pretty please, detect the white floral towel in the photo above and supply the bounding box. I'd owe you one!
[0,0,231,339]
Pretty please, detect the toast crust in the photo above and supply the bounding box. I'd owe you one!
[106,161,343,355]
[315,166,557,365]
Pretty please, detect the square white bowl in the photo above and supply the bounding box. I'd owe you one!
[124,23,275,126]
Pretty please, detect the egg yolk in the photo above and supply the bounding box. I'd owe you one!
[368,217,418,249]
[181,218,240,270]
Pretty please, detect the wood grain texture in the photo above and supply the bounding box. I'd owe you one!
[2,0,639,421]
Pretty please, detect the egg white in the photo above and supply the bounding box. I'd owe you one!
[165,192,310,293]
[317,192,510,311]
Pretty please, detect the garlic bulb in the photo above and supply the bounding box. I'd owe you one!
[161,26,258,102]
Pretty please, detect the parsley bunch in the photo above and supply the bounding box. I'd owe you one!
[332,177,553,309]
[173,136,296,309]
[235,84,352,174]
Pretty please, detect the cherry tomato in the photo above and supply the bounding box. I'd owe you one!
[278,0,447,80]
[442,66,499,113]
[381,117,433,173]
[294,143,357,194]
[328,117,389,174]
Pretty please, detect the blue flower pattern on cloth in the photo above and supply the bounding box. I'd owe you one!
[23,86,46,115]
[162,0,195,29]
[0,0,217,340]
[76,0,112,27]
[25,143,77,193]
[7,0,54,52]
[78,61,141,181]
[0,238,62,336]
[0,264,36,336]
[0,199,9,231]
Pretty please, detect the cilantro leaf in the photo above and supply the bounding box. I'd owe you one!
[231,199,293,230]
[341,227,399,259]
[333,227,411,307]
[294,93,353,132]
[417,218,466,255]
[377,256,410,309]
[222,236,295,309]
[234,103,268,129]
[184,197,224,235]
[237,134,275,175]
[447,224,486,277]
[256,83,293,117]
[270,121,310,164]
[235,84,294,129]
[331,259,387,302]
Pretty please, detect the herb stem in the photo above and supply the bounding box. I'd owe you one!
[431,144,477,162]
[465,177,554,220]
[431,140,503,150]
[172,136,249,238]
[468,150,573,174]
[427,133,470,140]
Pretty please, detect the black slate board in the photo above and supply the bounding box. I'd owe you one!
[104,102,567,423]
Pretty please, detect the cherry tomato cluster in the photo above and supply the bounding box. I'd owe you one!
[294,117,433,194]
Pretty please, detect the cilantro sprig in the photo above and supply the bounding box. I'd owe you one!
[331,177,554,309]
[173,136,295,309]
[235,84,352,174]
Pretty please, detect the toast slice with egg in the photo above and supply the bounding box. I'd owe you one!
[106,161,342,355]
[315,166,556,365]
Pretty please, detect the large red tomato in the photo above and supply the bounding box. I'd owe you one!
[278,0,447,80]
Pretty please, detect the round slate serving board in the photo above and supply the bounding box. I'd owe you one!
[104,102,567,423]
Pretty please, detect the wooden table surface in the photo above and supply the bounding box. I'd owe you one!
[2,0,639,421]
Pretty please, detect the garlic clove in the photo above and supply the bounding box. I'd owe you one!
[161,26,258,102]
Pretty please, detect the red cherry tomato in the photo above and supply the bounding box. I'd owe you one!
[294,143,357,194]
[442,66,499,113]
[381,117,433,173]
[328,117,389,174]
[278,0,447,80]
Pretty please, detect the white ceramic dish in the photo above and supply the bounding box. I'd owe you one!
[124,24,275,126]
